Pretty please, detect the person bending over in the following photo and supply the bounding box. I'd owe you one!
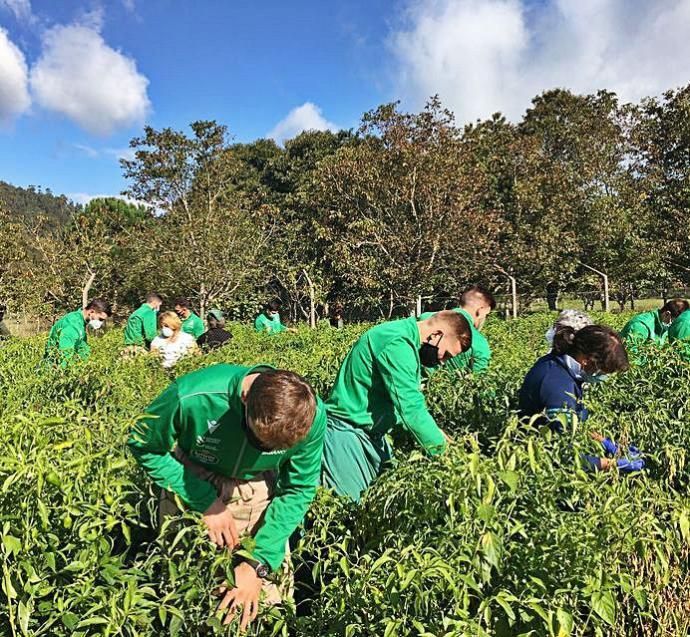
[128,366,326,630]
[519,324,643,472]
[322,310,473,501]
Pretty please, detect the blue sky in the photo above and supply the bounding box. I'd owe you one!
[1,0,689,203]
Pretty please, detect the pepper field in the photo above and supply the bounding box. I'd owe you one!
[2,313,690,636]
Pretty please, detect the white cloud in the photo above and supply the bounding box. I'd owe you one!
[72,143,135,161]
[68,192,141,206]
[0,27,31,124]
[0,0,34,23]
[105,146,136,161]
[73,143,99,158]
[389,0,690,124]
[30,22,151,135]
[268,102,338,143]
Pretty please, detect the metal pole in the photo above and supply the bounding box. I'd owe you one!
[510,274,518,319]
[580,262,610,312]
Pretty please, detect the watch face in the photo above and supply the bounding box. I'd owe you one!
[256,564,269,578]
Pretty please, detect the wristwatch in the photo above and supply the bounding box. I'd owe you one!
[244,557,269,579]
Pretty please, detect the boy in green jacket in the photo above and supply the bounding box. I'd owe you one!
[620,299,688,348]
[123,292,162,348]
[44,298,110,366]
[419,285,496,374]
[323,310,472,502]
[174,297,205,338]
[255,299,287,334]
[128,364,325,630]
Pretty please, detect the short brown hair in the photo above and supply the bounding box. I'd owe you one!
[86,298,111,315]
[246,370,317,450]
[174,297,191,309]
[661,298,689,319]
[431,310,473,353]
[553,324,629,374]
[460,285,496,310]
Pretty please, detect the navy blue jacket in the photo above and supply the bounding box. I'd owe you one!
[518,353,588,429]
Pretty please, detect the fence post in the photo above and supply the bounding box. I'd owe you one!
[496,265,518,319]
[580,262,610,312]
[301,269,316,329]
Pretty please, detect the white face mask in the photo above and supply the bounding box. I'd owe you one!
[89,318,104,330]
[161,326,174,338]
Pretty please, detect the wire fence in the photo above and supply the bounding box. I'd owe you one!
[5,288,690,338]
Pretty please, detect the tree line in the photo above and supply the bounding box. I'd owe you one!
[2,84,690,322]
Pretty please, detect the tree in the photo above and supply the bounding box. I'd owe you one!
[629,85,690,287]
[121,121,273,317]
[312,99,498,318]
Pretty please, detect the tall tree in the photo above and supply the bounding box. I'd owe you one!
[312,99,497,317]
[121,121,272,317]
[629,84,690,286]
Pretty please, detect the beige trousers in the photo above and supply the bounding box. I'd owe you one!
[159,448,291,604]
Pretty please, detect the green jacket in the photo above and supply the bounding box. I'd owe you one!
[255,312,286,334]
[325,316,446,455]
[127,363,326,572]
[181,312,205,339]
[669,310,690,358]
[124,303,158,346]
[44,310,89,365]
[620,310,668,346]
[419,308,491,373]
[669,310,690,341]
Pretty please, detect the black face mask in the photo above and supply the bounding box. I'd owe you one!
[419,334,443,368]
[241,417,274,453]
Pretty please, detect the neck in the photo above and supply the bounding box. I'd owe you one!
[417,319,435,342]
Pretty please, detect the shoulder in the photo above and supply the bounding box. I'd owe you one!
[473,329,490,349]
[526,354,560,378]
[628,311,653,326]
[180,331,195,344]
[151,336,164,348]
[372,317,417,344]
[534,356,576,390]
[307,398,328,441]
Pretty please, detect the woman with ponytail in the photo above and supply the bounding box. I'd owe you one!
[519,324,644,472]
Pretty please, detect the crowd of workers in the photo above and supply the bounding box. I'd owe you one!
[4,290,690,628]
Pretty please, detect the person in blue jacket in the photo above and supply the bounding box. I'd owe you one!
[519,324,644,472]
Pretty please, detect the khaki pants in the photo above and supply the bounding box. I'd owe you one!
[159,448,291,604]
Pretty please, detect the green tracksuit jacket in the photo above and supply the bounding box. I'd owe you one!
[669,310,690,357]
[44,310,89,365]
[326,316,446,454]
[181,312,205,339]
[124,303,158,347]
[620,310,668,346]
[419,308,491,373]
[127,363,326,572]
[255,312,286,334]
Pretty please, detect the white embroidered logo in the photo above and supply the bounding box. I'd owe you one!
[207,419,220,434]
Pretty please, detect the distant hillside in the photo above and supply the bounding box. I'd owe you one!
[0,181,79,228]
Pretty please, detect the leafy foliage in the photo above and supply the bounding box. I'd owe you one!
[1,314,690,636]
[5,84,690,320]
